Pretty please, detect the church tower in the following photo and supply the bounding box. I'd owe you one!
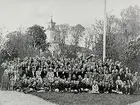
[45,16,60,57]
[46,15,56,43]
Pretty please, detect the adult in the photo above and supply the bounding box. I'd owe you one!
[1,70,10,90]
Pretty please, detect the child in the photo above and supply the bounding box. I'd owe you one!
[89,80,99,93]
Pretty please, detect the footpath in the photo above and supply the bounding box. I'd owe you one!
[130,101,140,105]
[0,90,57,105]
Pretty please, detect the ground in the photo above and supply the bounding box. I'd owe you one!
[1,90,140,105]
[0,91,56,105]
[31,91,140,105]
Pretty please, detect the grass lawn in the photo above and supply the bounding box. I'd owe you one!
[31,91,140,105]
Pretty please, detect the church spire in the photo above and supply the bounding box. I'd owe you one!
[51,14,53,22]
[47,14,56,30]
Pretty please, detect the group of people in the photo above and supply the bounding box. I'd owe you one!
[1,55,140,95]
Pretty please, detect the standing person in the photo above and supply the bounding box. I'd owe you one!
[98,70,104,93]
[41,67,47,79]
[77,75,83,92]
[78,68,86,79]
[36,67,42,78]
[132,72,139,92]
[10,73,15,91]
[137,73,140,91]
[103,70,112,93]
[46,68,54,91]
[1,70,10,90]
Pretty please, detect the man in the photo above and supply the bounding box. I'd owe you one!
[92,69,99,82]
[82,74,91,91]
[46,68,54,91]
[103,70,112,93]
[98,70,104,93]
[41,67,47,79]
[71,74,79,92]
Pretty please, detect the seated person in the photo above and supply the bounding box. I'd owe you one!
[58,77,66,92]
[82,74,91,91]
[21,77,29,90]
[24,78,37,93]
[126,80,132,95]
[42,77,50,91]
[122,81,129,94]
[65,77,71,92]
[71,74,79,92]
[31,79,37,90]
[89,80,99,93]
[103,70,112,93]
[46,68,55,91]
[116,76,123,94]
[14,79,23,91]
[77,75,83,92]
[52,77,60,91]
[35,78,43,91]
[98,72,104,93]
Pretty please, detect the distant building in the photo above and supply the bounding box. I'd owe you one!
[45,16,93,58]
[46,16,56,43]
[45,16,60,57]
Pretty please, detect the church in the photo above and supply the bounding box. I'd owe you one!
[44,16,93,58]
[45,16,61,57]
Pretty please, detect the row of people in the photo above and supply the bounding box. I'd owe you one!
[1,56,139,94]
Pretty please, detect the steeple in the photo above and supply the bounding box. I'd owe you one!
[51,15,53,22]
[47,15,56,30]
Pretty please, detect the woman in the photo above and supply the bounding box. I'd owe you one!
[1,70,10,90]
[89,80,99,94]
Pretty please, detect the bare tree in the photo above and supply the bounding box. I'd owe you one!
[84,27,94,50]
[120,5,140,42]
[93,14,121,60]
[55,24,70,45]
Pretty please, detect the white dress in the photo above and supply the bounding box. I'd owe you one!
[90,84,99,93]
[47,71,54,83]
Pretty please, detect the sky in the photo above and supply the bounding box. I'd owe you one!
[0,0,140,33]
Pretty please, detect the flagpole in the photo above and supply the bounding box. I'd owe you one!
[103,0,107,62]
